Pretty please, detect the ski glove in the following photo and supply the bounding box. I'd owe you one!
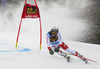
[55,46,60,52]
[49,49,54,55]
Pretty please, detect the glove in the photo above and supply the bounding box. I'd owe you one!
[49,49,54,55]
[55,46,60,52]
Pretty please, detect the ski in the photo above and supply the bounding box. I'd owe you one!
[76,55,97,63]
[64,52,97,63]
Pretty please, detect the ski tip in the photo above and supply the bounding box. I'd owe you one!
[94,61,98,63]
[85,60,97,64]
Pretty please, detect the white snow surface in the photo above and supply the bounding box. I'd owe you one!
[0,32,100,69]
[0,1,100,69]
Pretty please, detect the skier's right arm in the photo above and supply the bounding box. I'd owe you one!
[49,49,54,55]
[46,36,51,50]
[46,35,54,55]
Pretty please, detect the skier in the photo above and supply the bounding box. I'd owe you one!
[46,26,86,62]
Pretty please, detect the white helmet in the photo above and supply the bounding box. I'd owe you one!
[50,26,59,34]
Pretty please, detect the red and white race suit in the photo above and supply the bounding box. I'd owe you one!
[46,32,78,56]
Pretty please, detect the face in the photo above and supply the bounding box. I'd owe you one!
[52,34,56,37]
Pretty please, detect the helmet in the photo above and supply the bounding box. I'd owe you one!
[50,26,59,34]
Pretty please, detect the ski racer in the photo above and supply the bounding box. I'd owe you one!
[46,26,86,61]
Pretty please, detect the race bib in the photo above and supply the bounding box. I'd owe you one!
[50,36,58,42]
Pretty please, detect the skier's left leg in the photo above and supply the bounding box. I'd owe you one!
[57,50,67,57]
[57,50,70,61]
[60,42,85,60]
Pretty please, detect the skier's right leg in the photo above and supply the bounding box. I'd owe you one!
[59,42,77,55]
[65,48,77,55]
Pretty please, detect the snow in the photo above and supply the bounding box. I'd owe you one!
[0,32,100,69]
[0,1,100,69]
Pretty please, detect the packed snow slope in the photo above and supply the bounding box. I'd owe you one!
[0,1,100,69]
[0,32,100,69]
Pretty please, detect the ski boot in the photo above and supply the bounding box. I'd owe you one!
[78,53,86,61]
[61,52,70,62]
[78,53,88,64]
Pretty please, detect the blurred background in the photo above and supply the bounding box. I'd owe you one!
[0,0,100,45]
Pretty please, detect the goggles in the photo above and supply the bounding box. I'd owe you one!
[51,32,57,34]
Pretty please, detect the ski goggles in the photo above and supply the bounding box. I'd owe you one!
[51,32,57,34]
